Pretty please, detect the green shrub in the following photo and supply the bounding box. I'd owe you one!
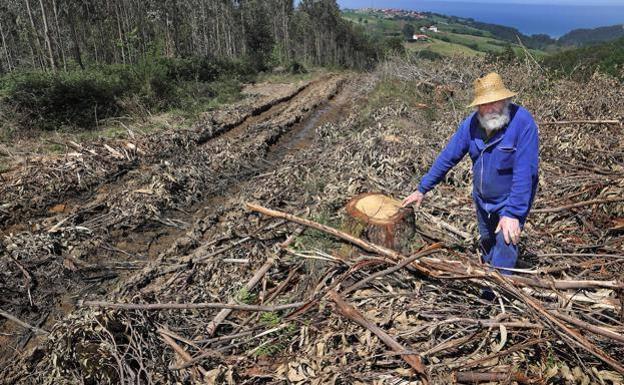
[414,49,443,61]
[0,56,257,131]
[288,61,307,74]
[1,70,125,130]
[542,37,624,80]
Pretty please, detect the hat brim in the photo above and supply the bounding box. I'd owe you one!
[467,89,517,108]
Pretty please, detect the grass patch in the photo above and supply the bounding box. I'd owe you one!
[236,287,258,304]
[360,78,427,120]
[406,38,483,57]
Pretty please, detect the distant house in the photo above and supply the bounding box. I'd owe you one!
[419,25,439,33]
[410,34,430,42]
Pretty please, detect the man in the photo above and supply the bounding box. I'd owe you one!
[402,72,539,275]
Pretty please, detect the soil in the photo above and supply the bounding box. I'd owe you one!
[0,71,360,369]
[1,59,622,384]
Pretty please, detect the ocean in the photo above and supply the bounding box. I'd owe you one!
[338,1,624,38]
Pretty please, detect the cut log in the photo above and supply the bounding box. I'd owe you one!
[345,193,415,253]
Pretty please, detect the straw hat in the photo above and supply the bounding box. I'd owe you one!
[468,72,517,107]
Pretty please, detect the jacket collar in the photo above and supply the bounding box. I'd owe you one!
[471,103,519,151]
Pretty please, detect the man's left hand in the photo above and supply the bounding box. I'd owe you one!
[495,216,521,245]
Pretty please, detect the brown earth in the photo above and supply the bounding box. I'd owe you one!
[1,58,623,385]
[0,71,359,370]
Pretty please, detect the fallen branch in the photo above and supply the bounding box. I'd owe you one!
[451,338,543,370]
[422,256,624,290]
[492,272,624,374]
[536,253,624,260]
[246,202,433,276]
[421,331,482,357]
[206,257,275,336]
[538,119,620,125]
[552,311,624,344]
[247,203,401,258]
[533,197,624,213]
[159,331,208,379]
[342,243,443,294]
[328,290,428,379]
[0,309,49,336]
[247,204,623,291]
[77,300,305,312]
[453,371,534,384]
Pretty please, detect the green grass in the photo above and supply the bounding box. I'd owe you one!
[342,10,547,59]
[254,66,322,84]
[440,31,506,52]
[406,38,483,57]
[362,77,426,114]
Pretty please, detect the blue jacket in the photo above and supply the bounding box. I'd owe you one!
[418,103,539,223]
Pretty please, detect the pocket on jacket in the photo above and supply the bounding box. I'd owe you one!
[495,146,516,172]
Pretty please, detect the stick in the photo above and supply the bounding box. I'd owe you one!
[533,197,624,213]
[159,332,208,378]
[328,290,428,378]
[342,243,443,294]
[421,332,482,357]
[452,338,543,369]
[454,371,533,384]
[538,119,620,125]
[77,300,304,312]
[246,203,432,275]
[0,309,49,336]
[421,257,624,290]
[247,204,622,290]
[493,273,624,374]
[247,203,401,258]
[206,258,275,336]
[536,253,624,260]
[552,311,624,343]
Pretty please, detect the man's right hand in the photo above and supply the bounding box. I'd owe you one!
[401,191,425,208]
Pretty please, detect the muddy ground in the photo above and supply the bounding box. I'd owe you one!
[0,71,353,364]
[0,59,623,384]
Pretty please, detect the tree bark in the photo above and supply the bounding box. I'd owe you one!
[25,0,46,69]
[51,0,65,70]
[328,290,428,378]
[0,20,12,71]
[38,0,57,70]
[66,7,84,70]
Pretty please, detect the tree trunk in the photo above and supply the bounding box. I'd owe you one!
[51,0,65,70]
[25,0,46,69]
[0,20,12,72]
[38,0,57,70]
[114,1,126,64]
[345,193,416,254]
[66,8,84,70]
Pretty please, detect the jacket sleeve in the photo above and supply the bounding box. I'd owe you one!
[418,122,470,194]
[500,121,539,220]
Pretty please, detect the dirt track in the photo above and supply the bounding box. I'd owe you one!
[0,71,361,367]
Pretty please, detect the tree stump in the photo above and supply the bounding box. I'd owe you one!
[345,193,416,254]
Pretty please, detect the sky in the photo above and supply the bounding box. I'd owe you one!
[338,0,624,6]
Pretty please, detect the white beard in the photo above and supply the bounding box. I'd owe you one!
[478,104,510,135]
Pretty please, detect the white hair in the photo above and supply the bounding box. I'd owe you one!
[477,99,511,135]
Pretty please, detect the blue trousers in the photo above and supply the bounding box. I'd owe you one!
[476,205,518,275]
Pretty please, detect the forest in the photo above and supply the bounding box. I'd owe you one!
[0,0,397,132]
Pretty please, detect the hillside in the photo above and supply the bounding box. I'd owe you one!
[543,36,624,79]
[342,9,546,58]
[558,24,624,46]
